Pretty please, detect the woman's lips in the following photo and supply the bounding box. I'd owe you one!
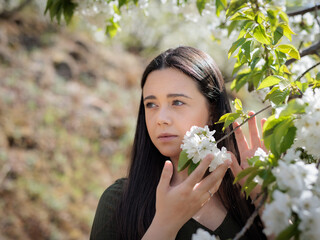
[158,134,178,142]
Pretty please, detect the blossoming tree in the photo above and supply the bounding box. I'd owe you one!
[44,0,320,239]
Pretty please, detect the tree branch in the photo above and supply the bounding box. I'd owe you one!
[287,4,320,17]
[216,105,272,145]
[0,0,32,19]
[285,40,320,65]
[296,62,320,81]
[233,190,268,240]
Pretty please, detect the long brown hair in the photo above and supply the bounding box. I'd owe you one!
[116,46,265,239]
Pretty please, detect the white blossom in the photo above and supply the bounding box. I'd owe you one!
[272,160,318,196]
[262,190,292,236]
[254,147,268,161]
[181,126,231,172]
[192,228,217,240]
[294,88,320,158]
[282,148,301,163]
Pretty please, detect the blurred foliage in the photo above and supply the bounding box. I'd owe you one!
[0,5,143,239]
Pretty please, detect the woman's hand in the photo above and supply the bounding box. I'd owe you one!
[230,111,267,203]
[142,154,231,240]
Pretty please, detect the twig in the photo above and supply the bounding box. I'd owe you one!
[216,105,272,145]
[0,0,32,19]
[233,190,268,240]
[286,40,320,65]
[287,4,320,17]
[296,62,320,82]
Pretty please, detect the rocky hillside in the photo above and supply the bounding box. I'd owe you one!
[0,8,144,240]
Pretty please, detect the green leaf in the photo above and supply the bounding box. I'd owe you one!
[233,98,243,111]
[279,99,305,117]
[277,44,300,60]
[226,0,247,18]
[275,221,299,240]
[261,169,276,188]
[106,17,121,38]
[119,0,128,8]
[44,0,54,14]
[188,161,200,175]
[279,126,296,153]
[273,26,283,45]
[241,40,252,61]
[316,72,320,80]
[230,12,254,21]
[216,112,241,131]
[243,178,258,198]
[196,0,207,15]
[216,0,227,16]
[263,115,285,154]
[178,150,191,172]
[278,10,289,24]
[279,23,296,41]
[265,87,290,105]
[231,71,250,92]
[275,50,287,66]
[267,9,278,29]
[63,0,77,25]
[228,37,246,58]
[234,166,259,184]
[257,75,283,90]
[263,115,296,157]
[253,25,270,45]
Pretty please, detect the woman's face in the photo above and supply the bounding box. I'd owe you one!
[143,68,211,162]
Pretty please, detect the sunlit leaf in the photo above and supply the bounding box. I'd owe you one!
[234,166,259,184]
[253,24,270,45]
[277,44,300,60]
[265,87,290,105]
[233,98,243,111]
[273,26,283,45]
[228,37,246,58]
[257,75,283,90]
[279,23,296,41]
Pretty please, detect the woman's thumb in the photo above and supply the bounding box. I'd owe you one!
[158,160,173,192]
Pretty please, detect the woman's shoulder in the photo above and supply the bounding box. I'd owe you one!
[90,178,128,239]
[99,178,127,203]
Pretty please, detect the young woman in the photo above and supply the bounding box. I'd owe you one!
[90,46,267,240]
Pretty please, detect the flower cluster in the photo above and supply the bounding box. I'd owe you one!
[262,149,320,239]
[293,88,320,158]
[192,228,217,240]
[180,126,231,172]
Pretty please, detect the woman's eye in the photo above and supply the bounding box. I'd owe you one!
[172,100,184,106]
[146,102,156,108]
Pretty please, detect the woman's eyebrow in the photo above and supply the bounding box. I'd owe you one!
[143,93,192,102]
[167,93,192,99]
[143,95,156,102]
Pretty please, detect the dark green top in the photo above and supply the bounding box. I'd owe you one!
[90,178,246,240]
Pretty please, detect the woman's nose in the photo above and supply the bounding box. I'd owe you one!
[157,107,172,126]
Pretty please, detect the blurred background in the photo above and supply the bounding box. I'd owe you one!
[0,0,318,239]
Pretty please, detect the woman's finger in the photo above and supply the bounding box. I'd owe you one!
[196,161,230,194]
[185,154,213,187]
[248,111,261,149]
[233,121,249,151]
[157,160,173,193]
[229,153,246,186]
